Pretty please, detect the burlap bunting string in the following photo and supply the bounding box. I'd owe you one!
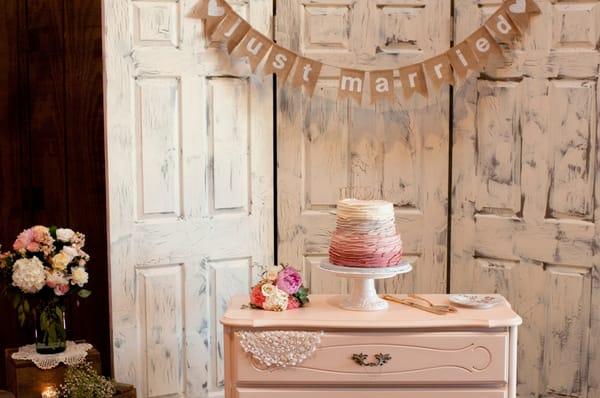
[189,0,540,104]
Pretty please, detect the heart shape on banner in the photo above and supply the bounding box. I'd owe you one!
[509,0,526,13]
[208,0,225,17]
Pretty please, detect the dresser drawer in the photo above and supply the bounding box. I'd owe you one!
[236,388,507,398]
[234,332,508,386]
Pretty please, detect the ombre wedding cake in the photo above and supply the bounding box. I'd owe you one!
[329,199,403,268]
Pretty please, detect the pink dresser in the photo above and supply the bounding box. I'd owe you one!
[221,294,522,398]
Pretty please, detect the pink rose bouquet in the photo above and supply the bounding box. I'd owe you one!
[248,265,309,312]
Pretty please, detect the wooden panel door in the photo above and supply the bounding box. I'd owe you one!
[276,0,451,294]
[452,1,600,397]
[103,0,274,396]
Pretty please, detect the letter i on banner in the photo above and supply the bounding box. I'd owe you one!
[486,7,520,42]
[466,27,502,64]
[262,45,298,84]
[398,64,428,100]
[447,41,480,80]
[339,69,366,103]
[369,70,395,104]
[233,30,274,72]
[423,54,454,91]
[211,11,251,53]
[290,57,323,96]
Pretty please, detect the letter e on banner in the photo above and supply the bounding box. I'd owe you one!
[369,70,395,104]
[263,45,298,83]
[466,27,502,64]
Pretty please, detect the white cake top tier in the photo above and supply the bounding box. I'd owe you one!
[336,199,394,220]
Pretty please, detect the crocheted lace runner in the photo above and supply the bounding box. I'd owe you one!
[237,331,323,369]
[11,341,92,370]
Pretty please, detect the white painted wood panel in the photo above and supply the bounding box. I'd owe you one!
[103,0,274,396]
[452,1,600,397]
[276,0,451,295]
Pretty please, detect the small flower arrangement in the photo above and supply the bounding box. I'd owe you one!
[0,225,92,353]
[59,361,116,398]
[249,265,309,311]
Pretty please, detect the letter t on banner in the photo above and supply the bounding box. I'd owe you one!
[290,57,323,97]
[338,69,366,104]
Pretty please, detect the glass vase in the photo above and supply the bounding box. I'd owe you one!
[34,299,67,354]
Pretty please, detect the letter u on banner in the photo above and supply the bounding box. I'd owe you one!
[338,69,366,104]
[263,45,298,84]
[398,64,428,99]
[369,70,395,104]
[233,30,273,72]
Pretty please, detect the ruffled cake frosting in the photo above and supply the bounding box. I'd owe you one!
[329,199,403,268]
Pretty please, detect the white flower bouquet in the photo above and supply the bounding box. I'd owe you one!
[0,225,92,354]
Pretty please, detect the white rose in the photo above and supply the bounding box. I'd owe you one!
[263,288,289,312]
[61,246,79,260]
[45,270,68,288]
[12,257,46,294]
[70,266,89,287]
[261,283,276,297]
[56,228,75,242]
[265,265,281,282]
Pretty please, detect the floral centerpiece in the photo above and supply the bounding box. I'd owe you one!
[0,225,91,354]
[249,265,309,311]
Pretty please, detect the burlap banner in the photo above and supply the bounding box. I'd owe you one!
[189,0,540,105]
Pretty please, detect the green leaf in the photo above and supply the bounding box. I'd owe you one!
[12,294,21,309]
[78,289,92,298]
[49,225,58,238]
[23,299,30,313]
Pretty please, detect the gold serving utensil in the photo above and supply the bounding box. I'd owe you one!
[383,295,447,315]
[408,294,458,313]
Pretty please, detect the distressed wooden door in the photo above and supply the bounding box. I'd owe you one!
[276,0,451,294]
[452,1,600,397]
[103,0,274,396]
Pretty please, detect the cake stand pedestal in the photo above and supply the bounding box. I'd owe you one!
[319,261,412,311]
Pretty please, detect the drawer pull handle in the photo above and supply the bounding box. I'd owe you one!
[351,353,392,367]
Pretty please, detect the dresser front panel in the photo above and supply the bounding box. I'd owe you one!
[236,387,507,398]
[234,331,508,385]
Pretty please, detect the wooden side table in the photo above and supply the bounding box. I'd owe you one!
[5,345,101,398]
[222,294,522,398]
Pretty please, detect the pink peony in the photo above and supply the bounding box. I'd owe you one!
[54,284,70,296]
[276,267,303,295]
[287,296,301,310]
[250,284,266,308]
[13,228,34,251]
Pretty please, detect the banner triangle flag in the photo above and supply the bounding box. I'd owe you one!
[211,11,251,53]
[262,45,298,83]
[448,41,480,80]
[398,64,428,99]
[369,70,396,104]
[233,30,273,72]
[338,69,366,104]
[290,57,323,97]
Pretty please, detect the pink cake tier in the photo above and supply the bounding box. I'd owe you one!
[329,199,403,268]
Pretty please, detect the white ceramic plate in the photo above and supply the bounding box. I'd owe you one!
[448,294,502,309]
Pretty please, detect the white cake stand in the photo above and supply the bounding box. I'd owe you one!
[319,261,412,311]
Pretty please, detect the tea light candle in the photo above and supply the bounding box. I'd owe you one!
[41,386,58,398]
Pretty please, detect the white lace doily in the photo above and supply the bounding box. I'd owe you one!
[11,341,92,370]
[237,331,323,369]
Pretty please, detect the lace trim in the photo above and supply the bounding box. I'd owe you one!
[11,341,92,370]
[237,330,323,370]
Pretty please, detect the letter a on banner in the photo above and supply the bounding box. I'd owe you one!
[338,69,366,104]
[398,64,428,99]
[263,45,298,84]
[233,30,273,72]
[369,70,396,104]
[291,57,323,96]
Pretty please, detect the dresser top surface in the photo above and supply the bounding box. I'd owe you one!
[222,294,522,329]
